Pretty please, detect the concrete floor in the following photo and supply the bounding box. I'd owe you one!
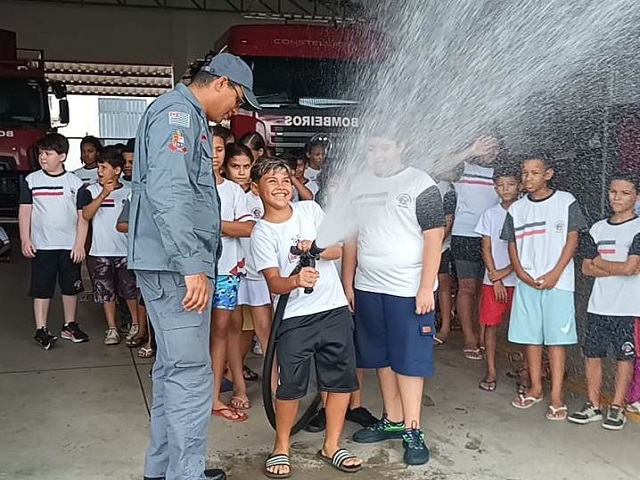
[0,226,638,480]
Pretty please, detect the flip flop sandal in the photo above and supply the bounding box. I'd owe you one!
[137,346,155,358]
[212,407,248,423]
[264,453,291,479]
[230,395,251,410]
[479,378,497,392]
[316,449,362,473]
[626,401,640,414]
[464,348,484,361]
[511,394,544,409]
[545,405,568,421]
[243,365,259,381]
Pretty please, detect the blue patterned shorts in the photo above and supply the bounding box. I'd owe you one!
[213,274,240,311]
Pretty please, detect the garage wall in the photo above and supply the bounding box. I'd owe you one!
[1,0,263,77]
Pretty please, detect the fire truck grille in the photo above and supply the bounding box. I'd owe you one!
[270,125,355,151]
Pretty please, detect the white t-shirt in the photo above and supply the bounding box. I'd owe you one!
[81,183,131,257]
[218,179,252,276]
[241,190,265,281]
[292,179,320,202]
[351,167,445,297]
[501,191,587,292]
[586,217,640,316]
[21,170,83,250]
[250,201,348,319]
[452,162,499,237]
[475,203,517,287]
[73,166,99,186]
[305,167,321,183]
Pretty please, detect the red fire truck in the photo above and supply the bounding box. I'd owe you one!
[214,24,376,153]
[0,29,69,218]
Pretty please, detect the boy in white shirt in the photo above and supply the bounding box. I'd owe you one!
[19,133,89,349]
[474,167,519,391]
[250,157,361,478]
[501,154,587,420]
[79,146,138,346]
[568,173,640,430]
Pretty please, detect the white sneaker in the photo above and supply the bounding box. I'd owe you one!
[104,328,121,345]
[126,323,139,341]
[252,339,263,356]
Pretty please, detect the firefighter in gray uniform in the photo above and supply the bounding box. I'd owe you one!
[128,53,260,480]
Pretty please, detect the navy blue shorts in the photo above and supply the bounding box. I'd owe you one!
[354,289,435,378]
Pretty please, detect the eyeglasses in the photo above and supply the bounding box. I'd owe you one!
[229,83,244,107]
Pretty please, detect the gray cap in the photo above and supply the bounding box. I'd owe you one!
[200,53,261,111]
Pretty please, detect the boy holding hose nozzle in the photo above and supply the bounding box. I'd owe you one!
[249,157,363,479]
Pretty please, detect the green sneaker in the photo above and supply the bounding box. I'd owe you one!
[352,416,405,443]
[402,428,430,465]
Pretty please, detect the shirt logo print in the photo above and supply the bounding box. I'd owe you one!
[396,193,411,208]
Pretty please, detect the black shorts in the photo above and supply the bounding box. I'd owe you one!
[29,250,84,299]
[451,235,484,279]
[582,313,636,361]
[438,248,453,275]
[275,306,359,400]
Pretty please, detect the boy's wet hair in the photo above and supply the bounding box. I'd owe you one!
[522,152,553,170]
[251,157,292,183]
[224,143,254,166]
[97,145,125,170]
[35,133,69,155]
[610,171,639,192]
[80,135,103,152]
[492,163,520,182]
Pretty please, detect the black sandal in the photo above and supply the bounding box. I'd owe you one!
[264,453,291,479]
[316,449,362,473]
[478,377,497,392]
[243,364,259,381]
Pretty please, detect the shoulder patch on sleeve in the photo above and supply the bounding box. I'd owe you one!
[169,130,188,154]
[168,111,191,128]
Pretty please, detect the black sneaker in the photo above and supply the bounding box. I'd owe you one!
[304,407,326,433]
[602,405,626,431]
[61,322,90,343]
[402,427,430,465]
[34,327,57,350]
[568,401,603,425]
[346,407,379,428]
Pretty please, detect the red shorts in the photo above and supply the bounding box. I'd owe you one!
[479,284,514,326]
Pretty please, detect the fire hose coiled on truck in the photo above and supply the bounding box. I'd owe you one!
[262,242,324,434]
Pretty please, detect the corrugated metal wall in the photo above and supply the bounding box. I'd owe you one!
[98,98,147,144]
